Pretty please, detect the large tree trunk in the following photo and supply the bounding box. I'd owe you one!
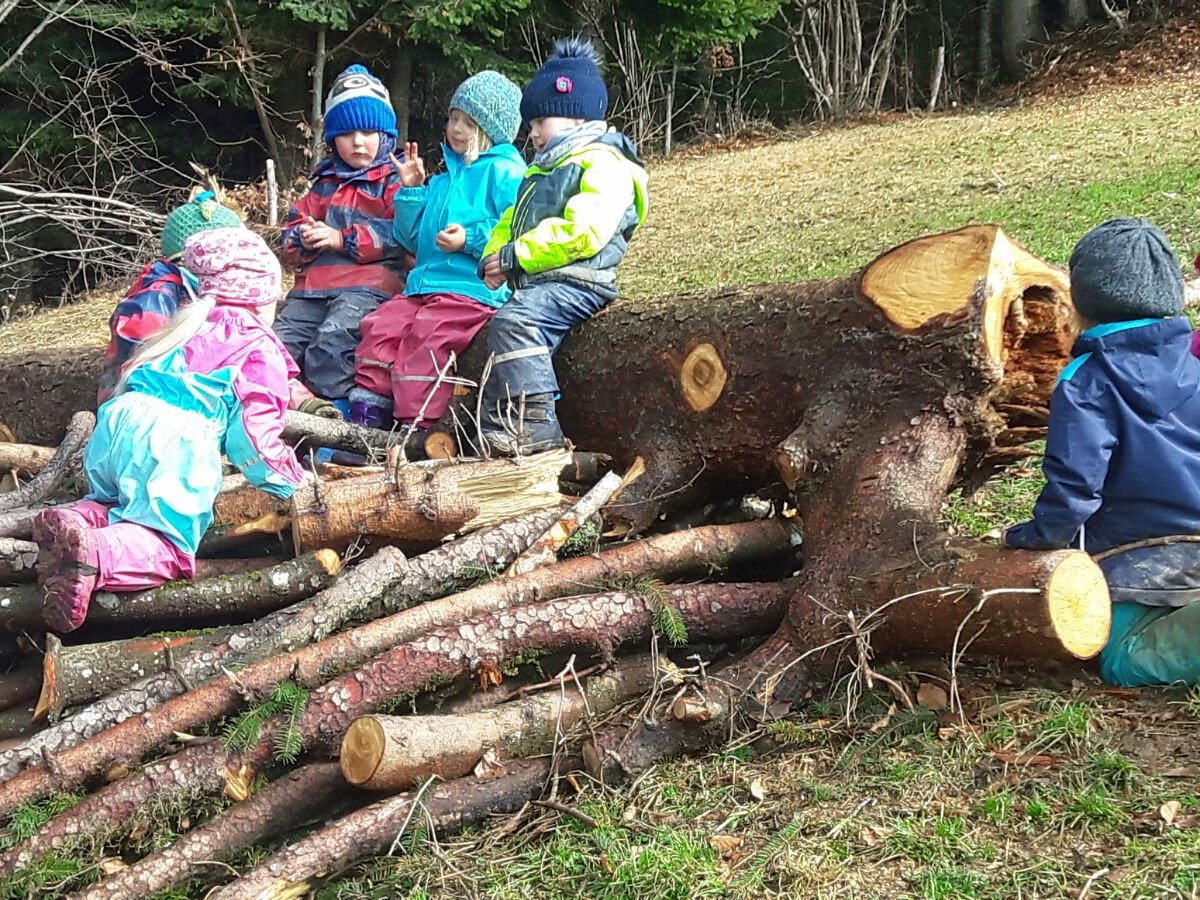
[0,227,1070,534]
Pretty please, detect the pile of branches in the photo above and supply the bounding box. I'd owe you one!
[0,410,799,897]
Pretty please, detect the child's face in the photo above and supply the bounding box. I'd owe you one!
[333,130,381,169]
[445,109,478,156]
[528,116,586,153]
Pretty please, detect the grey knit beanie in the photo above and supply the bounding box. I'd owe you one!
[449,71,523,145]
[1069,218,1184,323]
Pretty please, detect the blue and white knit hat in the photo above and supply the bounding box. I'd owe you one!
[449,70,522,145]
[323,64,398,143]
[520,38,608,124]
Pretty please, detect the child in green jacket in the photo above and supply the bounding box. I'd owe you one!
[478,37,649,455]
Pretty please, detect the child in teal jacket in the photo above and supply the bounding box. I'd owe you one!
[349,71,525,429]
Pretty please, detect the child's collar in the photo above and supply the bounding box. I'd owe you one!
[1080,317,1169,339]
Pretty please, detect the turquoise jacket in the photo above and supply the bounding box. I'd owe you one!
[392,143,526,308]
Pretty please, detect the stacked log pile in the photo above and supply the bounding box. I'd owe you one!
[0,226,1116,897]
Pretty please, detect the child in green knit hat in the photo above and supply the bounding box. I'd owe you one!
[97,191,340,418]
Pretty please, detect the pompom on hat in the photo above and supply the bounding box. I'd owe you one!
[160,191,243,259]
[519,37,608,124]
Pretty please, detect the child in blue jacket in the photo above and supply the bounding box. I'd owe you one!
[348,71,525,430]
[1005,218,1200,686]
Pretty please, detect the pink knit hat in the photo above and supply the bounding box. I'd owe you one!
[181,227,281,308]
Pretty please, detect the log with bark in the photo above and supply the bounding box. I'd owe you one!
[87,550,342,628]
[204,452,572,553]
[341,654,667,791]
[0,508,568,781]
[289,450,570,552]
[212,756,567,900]
[0,411,92,513]
[0,539,38,583]
[0,521,794,816]
[34,629,234,723]
[70,762,354,900]
[0,580,788,878]
[0,442,56,479]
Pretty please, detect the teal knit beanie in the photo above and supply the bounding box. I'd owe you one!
[161,191,243,259]
[450,71,523,145]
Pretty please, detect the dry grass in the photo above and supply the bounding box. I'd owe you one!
[0,291,115,355]
[621,75,1200,295]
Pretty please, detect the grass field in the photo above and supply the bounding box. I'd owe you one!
[3,61,1200,900]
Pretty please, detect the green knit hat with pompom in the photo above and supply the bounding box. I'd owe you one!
[160,191,243,259]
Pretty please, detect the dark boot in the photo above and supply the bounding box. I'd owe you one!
[482,393,565,456]
[348,401,394,432]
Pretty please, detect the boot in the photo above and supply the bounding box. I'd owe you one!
[32,508,100,633]
[348,400,395,432]
[482,393,565,456]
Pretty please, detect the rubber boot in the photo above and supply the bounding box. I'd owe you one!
[482,393,565,456]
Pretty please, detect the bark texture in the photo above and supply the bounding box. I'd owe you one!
[71,763,350,900]
[0,411,92,513]
[341,655,663,790]
[211,756,566,900]
[86,550,342,628]
[0,538,38,583]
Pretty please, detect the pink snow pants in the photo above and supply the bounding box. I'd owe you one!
[355,292,495,423]
[71,499,195,590]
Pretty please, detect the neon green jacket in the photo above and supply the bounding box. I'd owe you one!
[484,131,649,299]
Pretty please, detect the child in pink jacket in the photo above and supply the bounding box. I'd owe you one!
[33,228,306,632]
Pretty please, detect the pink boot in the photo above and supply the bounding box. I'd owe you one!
[33,508,100,633]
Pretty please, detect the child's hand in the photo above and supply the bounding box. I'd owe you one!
[390,144,426,188]
[303,218,344,252]
[436,224,466,253]
[481,254,505,290]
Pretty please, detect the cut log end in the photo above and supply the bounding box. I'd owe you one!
[680,343,728,412]
[32,634,60,723]
[1046,551,1111,660]
[860,225,1070,367]
[339,716,386,787]
[313,548,343,577]
[424,430,457,460]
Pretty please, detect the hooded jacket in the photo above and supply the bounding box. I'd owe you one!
[484,130,649,300]
[1006,317,1200,564]
[281,157,407,301]
[393,142,525,307]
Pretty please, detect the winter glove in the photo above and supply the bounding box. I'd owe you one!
[298,397,343,420]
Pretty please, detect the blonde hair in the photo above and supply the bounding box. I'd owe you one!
[114,280,214,396]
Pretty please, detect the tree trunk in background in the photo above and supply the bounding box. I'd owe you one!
[310,25,327,165]
[1000,0,1040,80]
[389,40,412,139]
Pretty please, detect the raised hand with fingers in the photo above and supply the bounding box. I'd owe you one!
[389,143,426,188]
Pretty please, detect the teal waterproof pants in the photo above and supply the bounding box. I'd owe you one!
[1099,601,1200,687]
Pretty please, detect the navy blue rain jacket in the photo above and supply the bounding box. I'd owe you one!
[1006,316,1200,557]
